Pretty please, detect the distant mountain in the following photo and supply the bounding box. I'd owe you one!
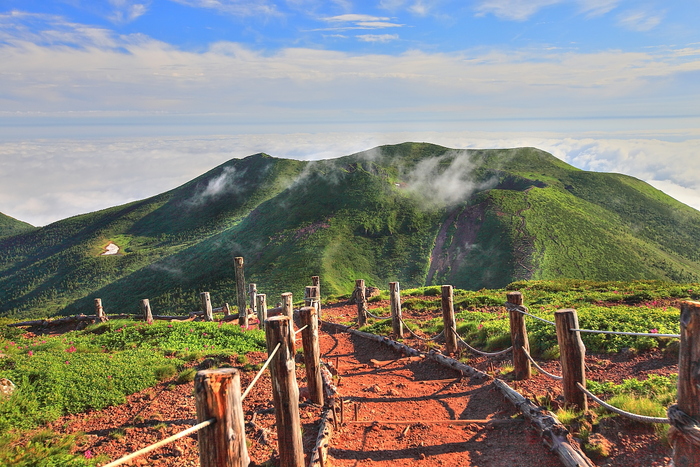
[2,143,700,319]
[0,212,34,239]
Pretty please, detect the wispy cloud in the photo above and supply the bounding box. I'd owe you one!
[617,9,664,32]
[357,34,399,42]
[168,0,280,17]
[318,13,404,30]
[108,0,150,23]
[577,0,619,17]
[474,0,563,21]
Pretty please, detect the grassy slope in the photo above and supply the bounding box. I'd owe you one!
[3,143,700,318]
[0,212,34,239]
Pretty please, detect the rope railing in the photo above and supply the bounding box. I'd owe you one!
[295,324,309,335]
[521,346,562,381]
[104,341,282,467]
[504,302,556,326]
[365,308,392,320]
[101,418,216,467]
[451,327,513,357]
[570,328,680,338]
[576,383,670,424]
[399,315,445,342]
[242,342,281,401]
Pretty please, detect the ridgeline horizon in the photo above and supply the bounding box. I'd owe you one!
[2,142,700,319]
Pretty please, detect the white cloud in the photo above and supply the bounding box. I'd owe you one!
[3,131,700,226]
[357,34,399,42]
[474,0,563,21]
[168,0,280,17]
[618,9,664,32]
[108,0,150,23]
[577,0,619,17]
[322,14,392,22]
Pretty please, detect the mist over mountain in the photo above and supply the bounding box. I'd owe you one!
[2,142,700,319]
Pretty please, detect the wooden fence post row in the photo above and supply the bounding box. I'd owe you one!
[672,301,700,466]
[390,282,403,339]
[265,316,304,467]
[441,285,458,355]
[195,368,250,467]
[234,256,247,327]
[355,280,367,327]
[507,291,531,380]
[200,292,214,322]
[554,309,587,411]
[300,306,324,406]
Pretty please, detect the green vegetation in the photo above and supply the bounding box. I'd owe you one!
[0,212,34,240]
[3,143,700,322]
[0,319,266,464]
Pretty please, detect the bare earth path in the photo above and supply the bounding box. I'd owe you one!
[320,329,562,467]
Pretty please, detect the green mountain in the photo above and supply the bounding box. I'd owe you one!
[0,212,34,239]
[2,143,700,319]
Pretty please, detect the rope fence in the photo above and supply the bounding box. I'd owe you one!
[521,346,562,381]
[451,327,513,357]
[576,383,670,424]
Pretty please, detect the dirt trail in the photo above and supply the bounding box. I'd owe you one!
[319,329,561,467]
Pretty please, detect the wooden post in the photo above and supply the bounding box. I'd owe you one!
[355,279,367,327]
[249,283,257,319]
[390,282,403,339]
[300,306,324,406]
[281,292,295,353]
[201,292,214,322]
[441,285,458,355]
[555,309,587,411]
[234,257,248,327]
[94,298,107,323]
[223,302,231,316]
[672,301,700,466]
[256,294,267,330]
[305,285,320,316]
[195,368,250,467]
[311,276,320,298]
[265,316,304,467]
[140,299,153,324]
[507,291,531,380]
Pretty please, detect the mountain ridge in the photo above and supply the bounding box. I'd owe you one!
[2,143,699,319]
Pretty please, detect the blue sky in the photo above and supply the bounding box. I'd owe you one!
[1,1,700,225]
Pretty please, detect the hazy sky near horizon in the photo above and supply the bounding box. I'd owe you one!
[1,0,699,226]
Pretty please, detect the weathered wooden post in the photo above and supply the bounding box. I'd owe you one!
[300,306,324,406]
[200,292,214,322]
[390,282,403,339]
[140,299,153,324]
[355,279,368,327]
[670,301,700,466]
[265,316,304,467]
[195,368,250,467]
[281,292,295,353]
[94,298,107,323]
[223,302,231,316]
[234,257,248,327]
[305,285,320,316]
[441,285,458,355]
[248,283,257,319]
[507,291,531,380]
[555,309,587,411]
[256,294,267,330]
[311,275,320,297]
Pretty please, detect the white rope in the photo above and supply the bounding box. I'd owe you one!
[295,325,308,334]
[570,328,680,338]
[101,418,216,467]
[505,302,556,326]
[399,315,445,342]
[242,342,281,400]
[521,346,562,381]
[577,383,670,424]
[451,327,513,357]
[365,308,392,320]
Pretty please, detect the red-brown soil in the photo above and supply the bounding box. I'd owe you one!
[40,299,675,466]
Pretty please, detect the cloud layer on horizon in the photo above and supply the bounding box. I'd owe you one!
[1,131,699,226]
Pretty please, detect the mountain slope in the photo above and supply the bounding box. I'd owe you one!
[2,143,700,318]
[0,212,34,239]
